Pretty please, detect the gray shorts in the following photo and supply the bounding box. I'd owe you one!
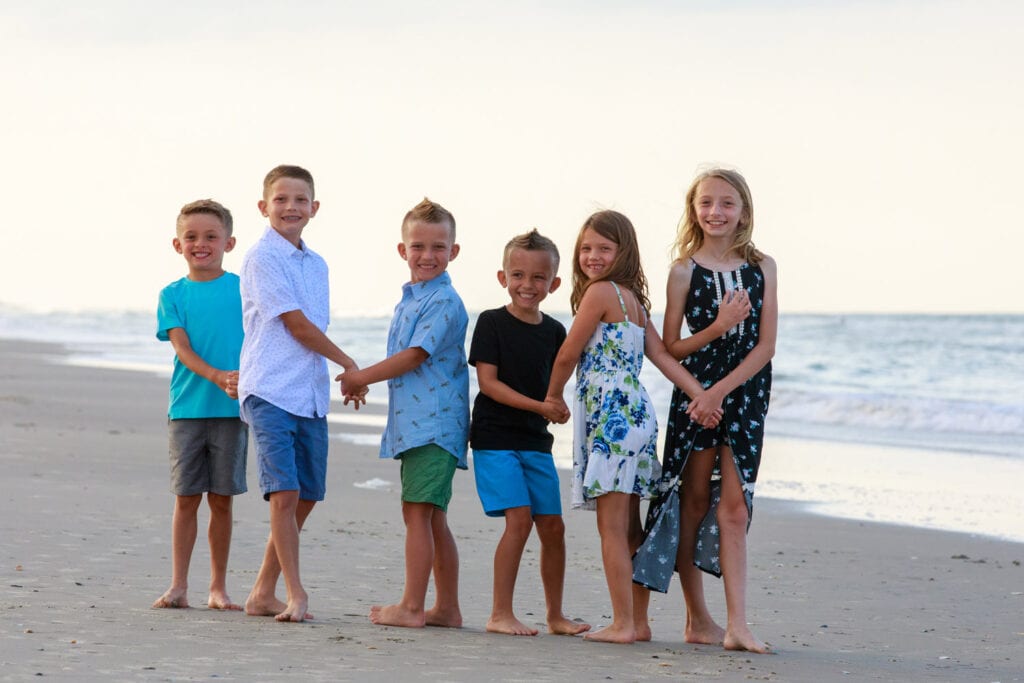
[168,418,248,496]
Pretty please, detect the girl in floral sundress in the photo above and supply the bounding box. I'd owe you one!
[634,168,777,654]
[544,210,721,644]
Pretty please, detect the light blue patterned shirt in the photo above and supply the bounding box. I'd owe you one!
[380,271,470,468]
[238,227,331,419]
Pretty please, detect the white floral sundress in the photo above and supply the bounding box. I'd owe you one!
[571,282,661,510]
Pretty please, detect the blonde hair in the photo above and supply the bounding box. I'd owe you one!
[263,164,315,199]
[177,199,233,236]
[402,197,456,241]
[674,168,763,265]
[569,210,650,315]
[502,228,559,271]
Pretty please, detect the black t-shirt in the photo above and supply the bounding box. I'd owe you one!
[469,306,566,452]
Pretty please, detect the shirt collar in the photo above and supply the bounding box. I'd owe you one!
[403,271,451,300]
[262,225,307,258]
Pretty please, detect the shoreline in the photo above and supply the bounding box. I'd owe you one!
[1,339,1022,681]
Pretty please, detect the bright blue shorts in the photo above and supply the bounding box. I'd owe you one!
[472,449,562,517]
[244,395,328,502]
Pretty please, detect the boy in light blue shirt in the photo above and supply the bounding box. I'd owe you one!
[339,197,469,629]
[154,199,247,612]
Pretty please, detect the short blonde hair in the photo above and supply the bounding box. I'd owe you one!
[263,165,315,199]
[402,197,456,241]
[502,228,560,271]
[177,199,233,236]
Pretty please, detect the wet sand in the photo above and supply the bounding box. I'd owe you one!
[0,339,1021,681]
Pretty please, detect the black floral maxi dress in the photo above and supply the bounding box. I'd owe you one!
[633,260,771,589]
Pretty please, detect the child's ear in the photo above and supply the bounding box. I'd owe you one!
[224,236,237,253]
[397,242,408,260]
[172,237,183,254]
[549,275,562,293]
[449,243,460,260]
[496,269,507,287]
[257,199,268,217]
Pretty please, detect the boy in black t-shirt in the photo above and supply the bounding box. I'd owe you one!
[469,229,591,637]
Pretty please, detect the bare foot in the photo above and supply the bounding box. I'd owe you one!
[685,618,726,645]
[369,603,426,628]
[275,597,310,623]
[634,622,652,642]
[724,627,773,654]
[207,590,242,611]
[152,587,189,609]
[246,594,312,620]
[547,615,591,636]
[583,623,636,644]
[487,614,539,636]
[425,605,463,628]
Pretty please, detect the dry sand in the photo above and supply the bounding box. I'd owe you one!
[0,339,1021,682]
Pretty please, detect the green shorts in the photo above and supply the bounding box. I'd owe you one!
[399,444,457,512]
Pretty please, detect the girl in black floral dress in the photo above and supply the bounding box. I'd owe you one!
[633,168,777,654]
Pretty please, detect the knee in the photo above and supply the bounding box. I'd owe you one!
[206,493,232,515]
[682,488,711,519]
[533,515,565,543]
[716,498,748,532]
[176,494,202,514]
[504,514,535,542]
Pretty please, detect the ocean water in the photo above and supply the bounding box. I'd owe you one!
[1,306,1022,543]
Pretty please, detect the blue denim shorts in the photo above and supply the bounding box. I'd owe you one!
[472,449,562,517]
[244,395,328,501]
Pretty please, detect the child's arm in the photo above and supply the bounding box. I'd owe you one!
[663,259,751,360]
[280,310,359,371]
[685,256,778,421]
[336,347,429,399]
[166,328,238,398]
[642,318,721,428]
[280,310,365,407]
[477,362,570,424]
[543,282,614,412]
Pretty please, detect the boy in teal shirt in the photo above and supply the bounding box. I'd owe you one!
[154,199,247,611]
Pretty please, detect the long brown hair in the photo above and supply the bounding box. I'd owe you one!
[569,210,650,315]
[674,168,763,264]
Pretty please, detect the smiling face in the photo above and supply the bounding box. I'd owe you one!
[577,227,619,282]
[399,220,459,284]
[173,212,235,281]
[258,176,319,247]
[694,176,745,241]
[498,247,560,320]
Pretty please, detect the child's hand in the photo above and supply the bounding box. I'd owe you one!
[336,370,367,409]
[541,397,571,424]
[685,389,724,429]
[714,289,752,334]
[215,370,239,399]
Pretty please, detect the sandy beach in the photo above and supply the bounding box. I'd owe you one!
[1,338,1021,682]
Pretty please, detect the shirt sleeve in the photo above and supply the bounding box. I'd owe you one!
[243,249,301,320]
[156,285,182,342]
[468,310,499,367]
[407,292,465,358]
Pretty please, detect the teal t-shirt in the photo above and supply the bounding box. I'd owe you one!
[157,272,244,419]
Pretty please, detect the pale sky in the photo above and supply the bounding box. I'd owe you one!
[2,0,1022,315]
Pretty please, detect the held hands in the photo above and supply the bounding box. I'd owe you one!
[541,396,571,424]
[686,387,725,429]
[714,288,752,334]
[335,367,368,410]
[215,370,239,399]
